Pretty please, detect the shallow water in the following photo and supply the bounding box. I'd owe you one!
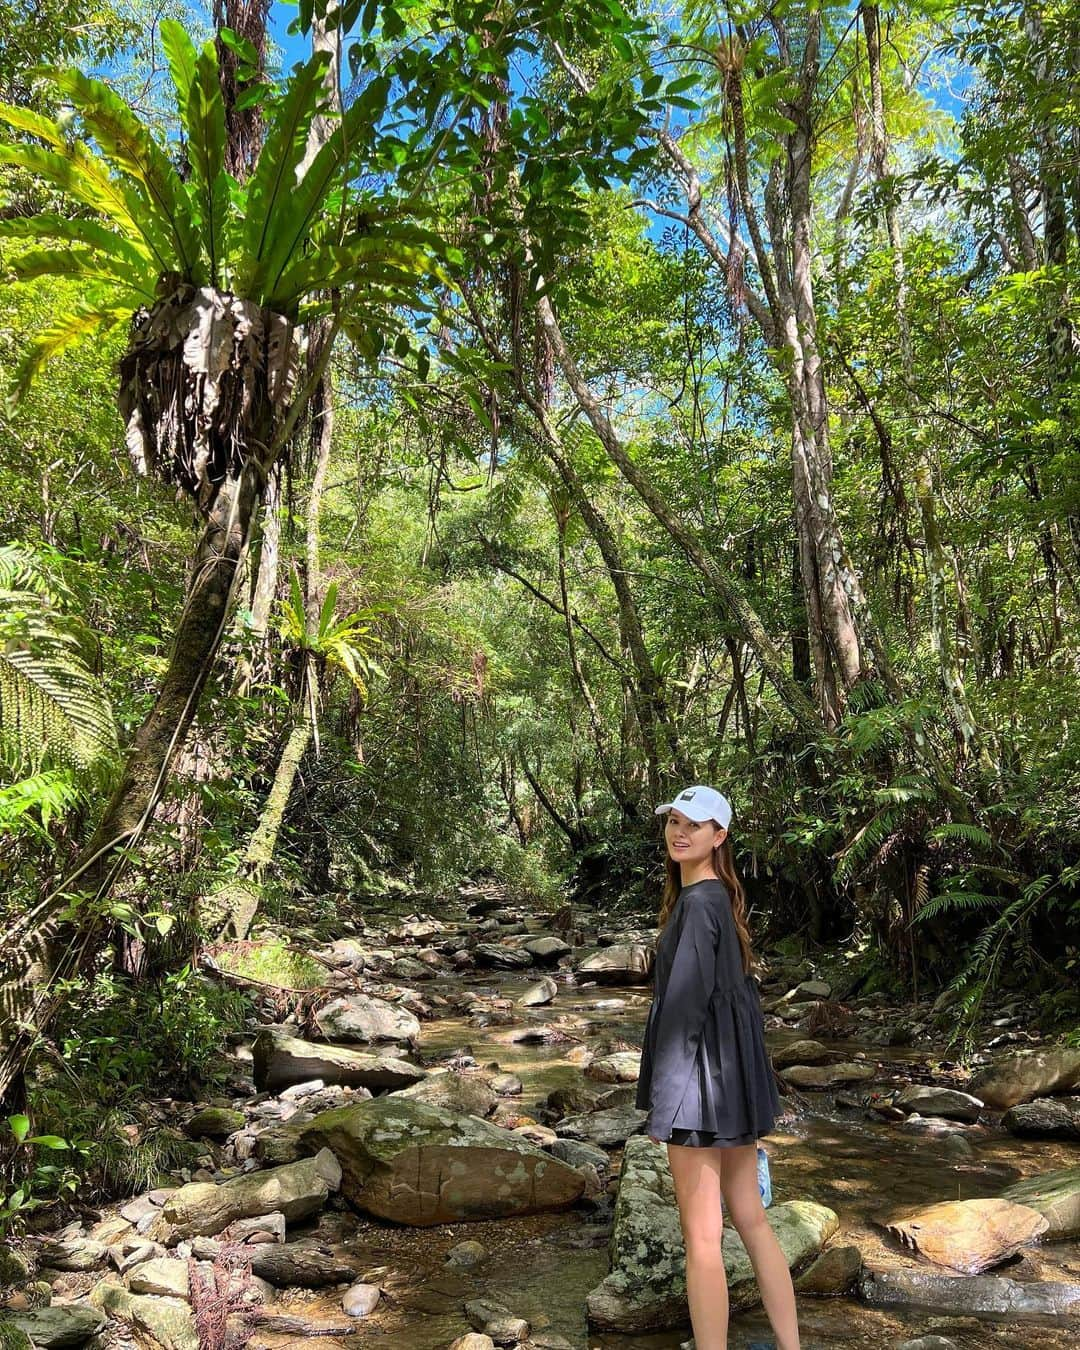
[255,966,1080,1349]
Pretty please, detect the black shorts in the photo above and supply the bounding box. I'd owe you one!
[667,1126,759,1148]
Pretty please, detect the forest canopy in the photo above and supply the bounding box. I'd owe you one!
[0,0,1078,1161]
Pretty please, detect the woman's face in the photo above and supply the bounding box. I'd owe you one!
[664,808,726,865]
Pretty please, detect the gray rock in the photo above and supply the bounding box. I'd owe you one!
[968,1046,1080,1109]
[858,1267,1080,1317]
[576,944,653,985]
[771,1039,831,1068]
[160,1147,341,1239]
[127,1256,190,1299]
[516,977,558,1008]
[463,1297,530,1344]
[521,937,571,965]
[394,1067,498,1117]
[585,1051,641,1084]
[554,1104,647,1148]
[252,1029,425,1093]
[896,1339,958,1349]
[294,1095,584,1225]
[90,1280,197,1350]
[1002,1094,1080,1139]
[342,1282,381,1317]
[34,1238,107,1273]
[0,1306,105,1349]
[248,1241,361,1289]
[894,1086,983,1122]
[389,956,434,981]
[779,1062,875,1088]
[448,1335,496,1350]
[549,1139,610,1176]
[314,994,421,1046]
[792,1243,862,1294]
[585,1135,838,1332]
[473,944,532,969]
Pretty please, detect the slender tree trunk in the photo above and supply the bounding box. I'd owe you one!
[533,289,822,735]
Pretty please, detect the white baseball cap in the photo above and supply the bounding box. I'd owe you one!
[654,784,732,829]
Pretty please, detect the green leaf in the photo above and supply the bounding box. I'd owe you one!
[8,1114,29,1144]
[239,50,332,290]
[0,213,152,270]
[44,66,203,278]
[6,245,155,297]
[159,19,198,129]
[186,42,229,284]
[25,1135,68,1149]
[7,295,141,406]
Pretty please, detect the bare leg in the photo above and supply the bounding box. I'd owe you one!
[719,1143,800,1350]
[667,1142,729,1349]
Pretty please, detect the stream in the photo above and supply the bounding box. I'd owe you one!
[241,955,1080,1350]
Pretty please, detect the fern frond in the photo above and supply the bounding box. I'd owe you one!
[912,891,1002,922]
[8,297,138,406]
[0,645,118,780]
[928,822,994,848]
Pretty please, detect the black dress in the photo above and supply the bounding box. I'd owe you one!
[635,877,780,1147]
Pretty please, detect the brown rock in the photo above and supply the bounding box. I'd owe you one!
[879,1198,1049,1274]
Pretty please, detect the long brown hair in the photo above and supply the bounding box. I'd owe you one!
[657,833,757,976]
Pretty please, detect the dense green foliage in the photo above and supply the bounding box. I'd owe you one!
[0,0,1078,1223]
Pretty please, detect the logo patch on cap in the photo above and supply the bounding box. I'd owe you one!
[679,790,696,800]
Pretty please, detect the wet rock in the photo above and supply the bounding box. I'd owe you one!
[34,1238,107,1272]
[1001,1164,1080,1239]
[511,1123,557,1148]
[160,1147,341,1240]
[247,1241,361,1288]
[463,1297,530,1343]
[473,944,532,970]
[490,1072,523,1096]
[1002,1094,1080,1139]
[389,956,434,981]
[896,1339,958,1349]
[585,1135,838,1332]
[445,1240,487,1269]
[0,1305,105,1348]
[342,1282,381,1317]
[576,945,653,985]
[894,1086,983,1122]
[787,979,831,1000]
[127,1256,189,1299]
[779,1062,875,1088]
[585,1051,640,1084]
[92,1278,198,1348]
[858,1267,1080,1317]
[449,1335,496,1350]
[252,1029,425,1093]
[390,918,443,942]
[0,1245,31,1285]
[968,1045,1080,1109]
[554,1104,647,1148]
[185,1106,245,1139]
[771,1039,831,1068]
[521,937,571,966]
[879,1197,1048,1274]
[792,1243,863,1294]
[314,994,421,1046]
[546,1085,597,1117]
[294,1095,585,1225]
[516,977,558,1008]
[396,1067,498,1117]
[549,1139,610,1176]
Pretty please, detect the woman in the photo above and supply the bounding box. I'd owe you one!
[634,784,800,1350]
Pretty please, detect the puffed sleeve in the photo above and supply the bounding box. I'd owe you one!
[644,894,721,1138]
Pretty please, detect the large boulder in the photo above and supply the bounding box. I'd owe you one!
[160,1148,341,1240]
[1002,1095,1080,1139]
[779,1063,875,1088]
[0,1306,105,1349]
[585,1051,641,1084]
[516,977,558,1008]
[473,944,532,969]
[878,1198,1048,1274]
[894,1086,984,1122]
[90,1280,197,1350]
[313,995,420,1047]
[252,1030,425,1093]
[771,1039,831,1069]
[1000,1165,1080,1240]
[967,1046,1080,1110]
[521,936,571,966]
[576,945,653,985]
[292,1096,585,1226]
[585,1136,838,1332]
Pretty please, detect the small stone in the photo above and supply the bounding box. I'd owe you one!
[463,1297,530,1344]
[793,1243,862,1294]
[342,1282,381,1317]
[445,1240,486,1269]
